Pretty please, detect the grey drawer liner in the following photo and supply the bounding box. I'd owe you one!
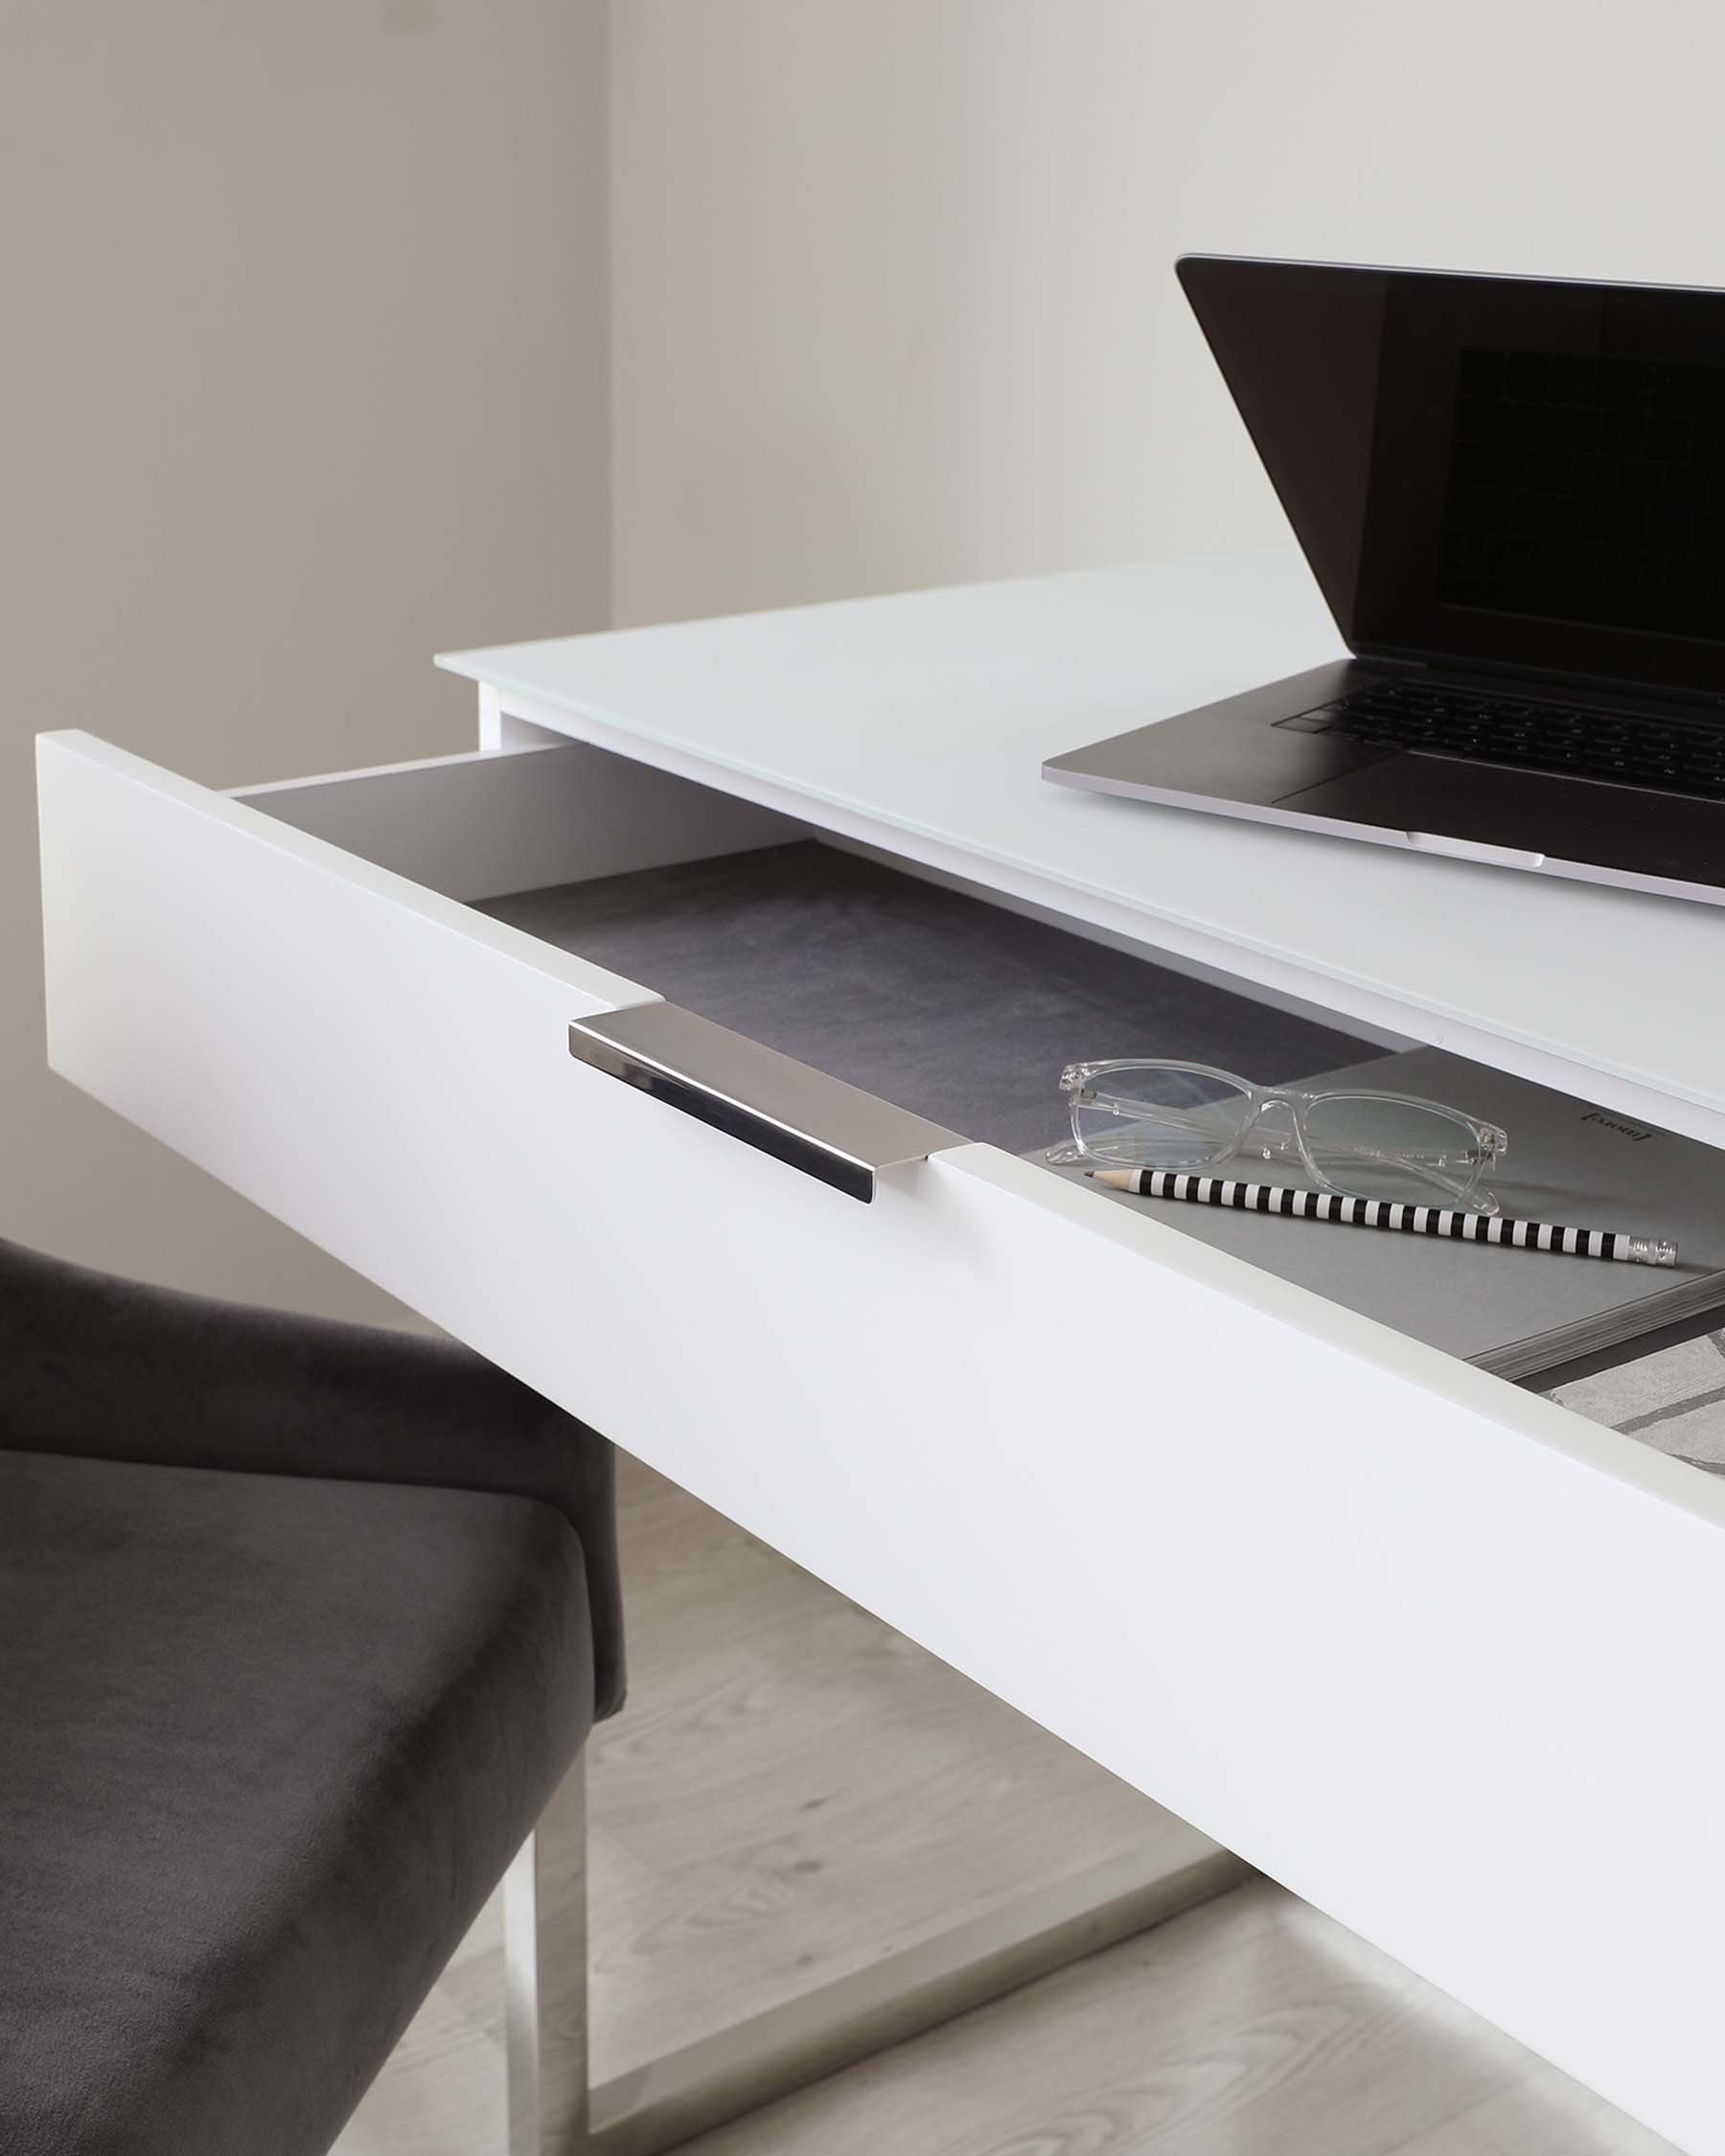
[478,839,1372,1159]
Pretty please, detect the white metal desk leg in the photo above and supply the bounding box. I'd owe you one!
[504,1740,1246,2156]
[480,685,569,756]
[506,1757,590,2156]
[478,684,504,753]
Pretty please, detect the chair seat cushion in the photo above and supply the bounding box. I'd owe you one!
[0,1446,594,2156]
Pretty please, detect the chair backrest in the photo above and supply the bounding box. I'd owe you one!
[0,1236,625,1716]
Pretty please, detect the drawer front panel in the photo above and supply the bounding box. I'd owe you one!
[38,732,658,1313]
[39,729,1725,2155]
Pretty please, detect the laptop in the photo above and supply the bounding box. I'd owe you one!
[1044,257,1725,906]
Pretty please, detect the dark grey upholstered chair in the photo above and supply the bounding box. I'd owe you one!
[0,1236,624,2156]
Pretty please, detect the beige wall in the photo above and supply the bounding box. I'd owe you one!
[610,0,1725,627]
[5,1,609,1317]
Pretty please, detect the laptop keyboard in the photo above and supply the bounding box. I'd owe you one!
[1286,679,1725,801]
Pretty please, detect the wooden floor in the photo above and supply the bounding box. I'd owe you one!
[333,1456,1674,2156]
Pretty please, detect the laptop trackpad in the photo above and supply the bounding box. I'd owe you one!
[1276,752,1725,883]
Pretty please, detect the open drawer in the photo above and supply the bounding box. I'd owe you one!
[36,726,1725,2154]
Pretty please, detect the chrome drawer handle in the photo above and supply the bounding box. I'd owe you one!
[568,1004,960,1203]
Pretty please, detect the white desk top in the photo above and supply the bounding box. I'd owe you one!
[441,550,1724,1149]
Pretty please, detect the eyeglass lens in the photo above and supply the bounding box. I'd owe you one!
[1069,1067,1252,1169]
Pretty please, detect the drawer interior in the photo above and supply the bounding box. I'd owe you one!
[233,740,1714,1396]
[476,838,1376,1157]
[478,837,1725,1396]
[237,735,1376,1151]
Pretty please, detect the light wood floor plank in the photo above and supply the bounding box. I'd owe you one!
[581,1456,1179,2076]
[1389,2124,1500,2156]
[670,1881,1534,2156]
[330,1981,502,2156]
[1455,2064,1680,2156]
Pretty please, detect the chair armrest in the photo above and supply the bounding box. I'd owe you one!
[0,1238,624,1715]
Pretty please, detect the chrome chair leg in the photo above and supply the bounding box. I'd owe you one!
[505,1756,590,2156]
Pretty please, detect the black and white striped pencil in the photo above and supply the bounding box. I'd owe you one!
[1086,1168,1677,1267]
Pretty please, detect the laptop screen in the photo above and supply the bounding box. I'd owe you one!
[1178,257,1725,698]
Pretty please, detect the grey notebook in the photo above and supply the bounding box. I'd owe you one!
[1036,1044,1725,1383]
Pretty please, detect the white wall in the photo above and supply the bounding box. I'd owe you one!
[610,0,1725,626]
[5,1,609,1316]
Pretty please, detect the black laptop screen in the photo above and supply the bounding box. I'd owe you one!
[1439,345,1725,642]
[1178,257,1725,698]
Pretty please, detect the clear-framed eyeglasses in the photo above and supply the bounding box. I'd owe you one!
[1049,1060,1509,1214]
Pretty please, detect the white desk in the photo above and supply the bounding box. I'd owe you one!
[36,551,1725,2156]
[444,547,1725,1149]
